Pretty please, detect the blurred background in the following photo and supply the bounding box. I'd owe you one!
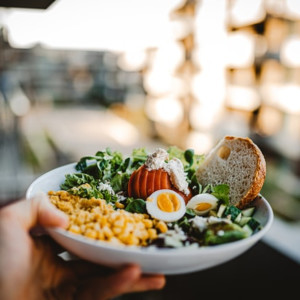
[0,0,299,264]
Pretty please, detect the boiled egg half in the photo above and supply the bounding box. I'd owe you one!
[186,193,218,216]
[146,189,186,222]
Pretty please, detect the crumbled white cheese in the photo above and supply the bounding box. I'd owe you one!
[145,148,169,170]
[158,224,187,248]
[145,148,190,196]
[217,230,225,236]
[98,182,115,195]
[207,216,232,225]
[190,216,207,232]
[116,193,126,202]
[164,158,189,195]
[190,216,232,232]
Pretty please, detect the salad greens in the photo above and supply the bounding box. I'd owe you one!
[61,146,207,203]
[59,146,261,248]
[124,197,147,214]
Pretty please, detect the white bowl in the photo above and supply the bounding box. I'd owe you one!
[26,163,273,275]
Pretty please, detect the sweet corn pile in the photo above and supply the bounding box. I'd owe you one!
[48,190,168,246]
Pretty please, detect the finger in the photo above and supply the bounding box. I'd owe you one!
[67,260,113,278]
[5,192,68,230]
[34,192,69,228]
[122,273,166,294]
[76,264,165,300]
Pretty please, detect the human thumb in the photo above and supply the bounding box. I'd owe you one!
[14,192,68,230]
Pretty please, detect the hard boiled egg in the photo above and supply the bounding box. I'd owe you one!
[146,189,186,222]
[186,193,218,216]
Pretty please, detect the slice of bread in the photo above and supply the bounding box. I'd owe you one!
[196,136,266,209]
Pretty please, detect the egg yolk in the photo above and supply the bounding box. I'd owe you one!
[195,202,212,211]
[157,193,181,212]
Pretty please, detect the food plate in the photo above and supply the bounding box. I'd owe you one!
[26,163,273,275]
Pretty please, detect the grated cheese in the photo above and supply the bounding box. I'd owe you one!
[145,148,190,196]
[164,158,189,196]
[98,182,115,195]
[145,148,169,171]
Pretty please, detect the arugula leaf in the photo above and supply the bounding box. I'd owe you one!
[190,174,202,194]
[120,157,132,172]
[110,173,130,193]
[168,146,204,182]
[211,184,230,205]
[74,148,124,182]
[60,173,97,190]
[68,184,103,199]
[99,189,118,203]
[176,216,192,232]
[168,146,186,165]
[124,198,147,214]
[131,148,148,169]
[184,149,194,167]
[186,208,196,217]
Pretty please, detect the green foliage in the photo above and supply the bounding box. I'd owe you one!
[131,148,148,169]
[124,198,147,214]
[204,223,248,245]
[211,184,230,205]
[60,173,97,190]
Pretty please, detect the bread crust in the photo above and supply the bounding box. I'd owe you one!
[197,136,266,209]
[232,137,266,209]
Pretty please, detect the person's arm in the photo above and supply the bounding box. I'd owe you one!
[0,193,165,300]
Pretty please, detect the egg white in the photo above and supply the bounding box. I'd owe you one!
[186,193,218,216]
[146,189,186,222]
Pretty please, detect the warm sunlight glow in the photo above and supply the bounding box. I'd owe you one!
[280,36,300,67]
[3,0,176,51]
[227,86,261,111]
[189,103,220,131]
[185,132,213,154]
[226,32,255,68]
[145,96,184,127]
[230,0,265,27]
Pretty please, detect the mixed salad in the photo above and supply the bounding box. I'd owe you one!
[57,147,261,248]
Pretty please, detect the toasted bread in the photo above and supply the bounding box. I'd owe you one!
[196,136,266,209]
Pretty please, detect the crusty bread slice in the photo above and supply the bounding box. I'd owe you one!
[196,136,266,209]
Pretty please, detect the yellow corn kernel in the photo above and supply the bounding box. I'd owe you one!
[133,213,144,221]
[97,230,104,240]
[127,233,139,246]
[85,229,97,239]
[115,202,125,209]
[85,223,94,229]
[137,229,149,240]
[93,223,100,231]
[148,228,158,240]
[152,219,159,226]
[112,227,123,235]
[100,216,108,226]
[109,237,123,245]
[156,221,168,233]
[103,226,113,239]
[143,219,153,228]
[50,195,59,202]
[69,225,81,234]
[114,217,126,228]
[117,231,130,242]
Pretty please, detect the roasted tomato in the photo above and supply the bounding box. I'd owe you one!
[127,165,192,203]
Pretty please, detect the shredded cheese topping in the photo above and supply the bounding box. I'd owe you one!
[145,148,190,196]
